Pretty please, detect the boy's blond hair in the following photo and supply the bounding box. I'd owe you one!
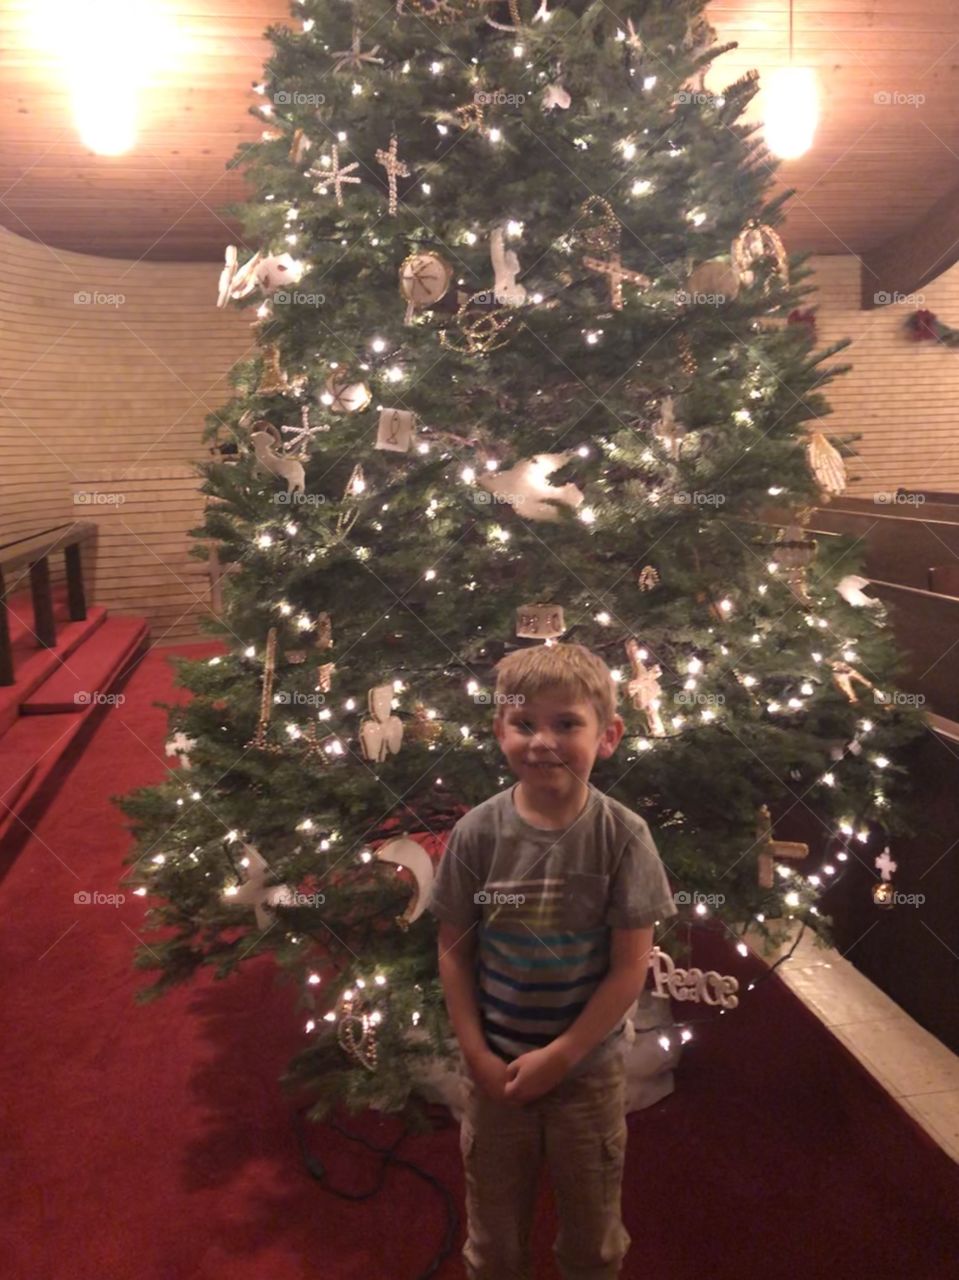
[493,643,618,729]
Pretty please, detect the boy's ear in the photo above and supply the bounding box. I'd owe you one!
[596,713,625,759]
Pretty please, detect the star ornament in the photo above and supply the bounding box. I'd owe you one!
[307,144,362,207]
[331,28,385,74]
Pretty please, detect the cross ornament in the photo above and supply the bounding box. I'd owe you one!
[582,251,650,310]
[875,847,897,881]
[756,804,809,889]
[308,144,361,208]
[375,135,410,216]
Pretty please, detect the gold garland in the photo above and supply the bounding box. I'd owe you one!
[439,291,515,354]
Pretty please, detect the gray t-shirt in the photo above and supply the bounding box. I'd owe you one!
[428,782,677,1077]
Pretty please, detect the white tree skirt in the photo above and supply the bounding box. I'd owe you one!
[411,991,680,1121]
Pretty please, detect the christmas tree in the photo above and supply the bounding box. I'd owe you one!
[120,0,924,1123]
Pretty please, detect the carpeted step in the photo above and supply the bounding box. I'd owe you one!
[0,714,81,845]
[20,617,149,715]
[0,607,108,736]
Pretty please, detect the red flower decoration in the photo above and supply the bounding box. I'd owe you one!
[911,309,939,341]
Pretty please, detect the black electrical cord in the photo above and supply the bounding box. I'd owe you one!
[292,1105,459,1280]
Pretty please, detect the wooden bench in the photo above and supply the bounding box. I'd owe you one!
[0,523,95,686]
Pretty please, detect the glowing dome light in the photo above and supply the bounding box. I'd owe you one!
[43,0,176,156]
[764,66,819,159]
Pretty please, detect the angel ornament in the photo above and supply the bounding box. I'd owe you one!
[830,659,875,704]
[217,246,263,308]
[625,638,666,737]
[359,684,405,763]
[489,225,527,306]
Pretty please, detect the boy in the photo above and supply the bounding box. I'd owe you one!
[428,643,677,1280]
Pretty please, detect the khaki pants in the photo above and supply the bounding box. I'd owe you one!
[459,1052,631,1280]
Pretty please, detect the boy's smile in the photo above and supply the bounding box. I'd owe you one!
[494,692,624,825]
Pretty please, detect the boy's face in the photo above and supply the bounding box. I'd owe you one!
[493,691,625,800]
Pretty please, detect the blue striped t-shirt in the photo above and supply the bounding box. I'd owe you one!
[428,783,677,1077]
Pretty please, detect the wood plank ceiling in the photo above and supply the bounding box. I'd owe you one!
[1,0,959,262]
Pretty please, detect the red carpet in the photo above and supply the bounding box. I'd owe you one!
[3,645,959,1279]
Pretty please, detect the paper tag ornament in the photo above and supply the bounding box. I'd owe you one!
[516,603,566,639]
[376,408,416,452]
[359,684,404,762]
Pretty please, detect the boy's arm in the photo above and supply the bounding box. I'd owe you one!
[437,920,490,1069]
[503,927,653,1103]
[550,925,654,1069]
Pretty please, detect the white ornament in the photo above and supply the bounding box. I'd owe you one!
[374,835,436,925]
[165,732,197,767]
[255,253,302,296]
[516,603,566,640]
[625,638,665,737]
[489,226,527,307]
[225,843,295,932]
[541,82,571,111]
[807,432,846,495]
[375,408,416,453]
[875,847,897,882]
[650,946,740,1009]
[307,144,362,207]
[836,575,881,609]
[477,453,584,522]
[217,246,263,308]
[250,429,306,495]
[359,684,404,763]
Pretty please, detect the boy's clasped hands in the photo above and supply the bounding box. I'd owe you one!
[471,1042,574,1105]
